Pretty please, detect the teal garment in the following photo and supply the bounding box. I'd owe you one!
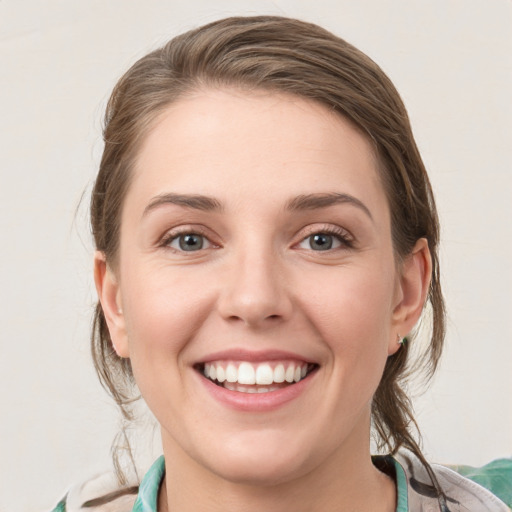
[450,459,512,508]
[51,454,512,511]
[52,498,66,512]
[131,455,165,512]
[393,457,409,512]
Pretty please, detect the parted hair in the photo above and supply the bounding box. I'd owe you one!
[91,14,446,500]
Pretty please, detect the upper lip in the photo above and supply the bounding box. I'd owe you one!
[197,348,316,365]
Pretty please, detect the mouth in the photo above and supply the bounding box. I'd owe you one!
[196,360,318,394]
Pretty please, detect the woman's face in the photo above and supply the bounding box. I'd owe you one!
[97,89,426,485]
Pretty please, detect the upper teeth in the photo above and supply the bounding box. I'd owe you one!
[203,361,308,385]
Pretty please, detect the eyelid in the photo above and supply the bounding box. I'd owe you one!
[156,223,354,253]
[159,225,219,251]
[294,224,355,250]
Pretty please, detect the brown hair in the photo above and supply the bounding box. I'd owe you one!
[91,14,446,499]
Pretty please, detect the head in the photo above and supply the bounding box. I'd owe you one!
[91,15,444,480]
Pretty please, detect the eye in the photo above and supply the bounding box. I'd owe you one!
[167,233,212,252]
[300,233,340,251]
[297,229,353,252]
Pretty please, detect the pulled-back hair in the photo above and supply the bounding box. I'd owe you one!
[91,14,445,497]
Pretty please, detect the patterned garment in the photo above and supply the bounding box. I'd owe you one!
[52,453,512,511]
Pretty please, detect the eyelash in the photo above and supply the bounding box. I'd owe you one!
[296,225,354,251]
[159,227,215,253]
[159,225,354,253]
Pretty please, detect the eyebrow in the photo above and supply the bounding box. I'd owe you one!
[286,193,373,220]
[143,193,223,216]
[142,191,372,220]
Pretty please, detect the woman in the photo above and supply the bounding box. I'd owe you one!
[52,15,511,512]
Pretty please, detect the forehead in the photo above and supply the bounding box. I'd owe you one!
[128,88,388,219]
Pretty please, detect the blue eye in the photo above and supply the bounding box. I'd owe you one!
[168,233,211,252]
[309,233,336,251]
[298,232,346,251]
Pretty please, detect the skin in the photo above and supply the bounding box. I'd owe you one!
[95,89,431,512]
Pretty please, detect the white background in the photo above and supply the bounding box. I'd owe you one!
[0,1,511,510]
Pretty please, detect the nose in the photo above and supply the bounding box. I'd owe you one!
[217,245,293,328]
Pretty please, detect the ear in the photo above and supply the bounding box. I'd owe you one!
[388,238,432,355]
[93,251,130,358]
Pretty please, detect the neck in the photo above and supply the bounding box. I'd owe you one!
[158,435,396,512]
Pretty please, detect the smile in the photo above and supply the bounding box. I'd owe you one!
[200,360,317,394]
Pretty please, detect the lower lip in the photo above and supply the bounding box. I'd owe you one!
[196,370,317,412]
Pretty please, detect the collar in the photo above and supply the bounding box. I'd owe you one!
[131,455,409,512]
[131,455,165,512]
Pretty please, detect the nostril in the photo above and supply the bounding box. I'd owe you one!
[227,315,245,323]
[225,313,282,325]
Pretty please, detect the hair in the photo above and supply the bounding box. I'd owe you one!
[91,14,446,504]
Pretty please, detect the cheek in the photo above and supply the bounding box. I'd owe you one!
[120,264,216,363]
[117,265,219,426]
[298,262,396,382]
[301,262,395,336]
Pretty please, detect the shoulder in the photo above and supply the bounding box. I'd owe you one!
[50,456,166,512]
[448,459,512,509]
[395,452,512,511]
[50,470,138,512]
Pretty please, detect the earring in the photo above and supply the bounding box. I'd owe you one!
[397,334,405,345]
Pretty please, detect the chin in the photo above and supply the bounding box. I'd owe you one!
[197,434,316,487]
[210,456,309,487]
